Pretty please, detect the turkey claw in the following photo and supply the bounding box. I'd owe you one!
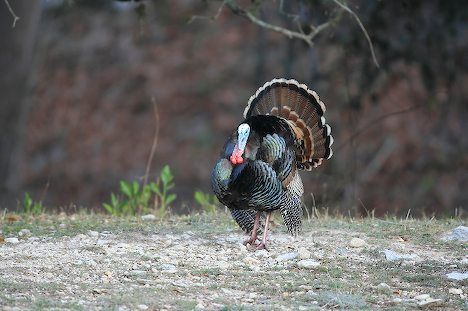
[243,238,258,246]
[256,243,267,251]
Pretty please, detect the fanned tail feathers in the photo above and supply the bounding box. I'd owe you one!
[244,78,334,170]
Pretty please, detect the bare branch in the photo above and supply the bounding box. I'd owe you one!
[201,0,379,65]
[244,10,316,46]
[331,0,379,68]
[3,0,20,28]
[278,0,300,21]
[188,1,226,24]
[225,0,334,47]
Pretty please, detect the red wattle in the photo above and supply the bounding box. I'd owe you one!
[230,152,244,165]
[230,155,237,165]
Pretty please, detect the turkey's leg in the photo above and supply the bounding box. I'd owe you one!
[243,212,261,246]
[256,212,271,250]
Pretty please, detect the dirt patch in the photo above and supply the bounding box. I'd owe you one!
[0,214,466,310]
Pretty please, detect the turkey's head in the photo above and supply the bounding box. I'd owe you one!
[230,123,250,165]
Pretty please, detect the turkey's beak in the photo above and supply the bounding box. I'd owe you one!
[230,123,250,165]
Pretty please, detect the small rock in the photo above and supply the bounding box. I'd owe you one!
[383,249,418,261]
[296,259,320,269]
[349,237,367,248]
[44,272,54,279]
[336,247,348,256]
[276,252,298,262]
[392,298,402,303]
[238,244,248,253]
[417,298,442,307]
[96,239,109,246]
[137,304,148,310]
[376,282,391,293]
[254,249,270,258]
[116,242,129,248]
[129,270,147,277]
[28,236,39,242]
[59,223,66,228]
[448,288,462,295]
[441,226,468,242]
[223,235,238,243]
[141,214,156,221]
[217,261,230,269]
[88,230,99,237]
[76,234,87,240]
[415,294,430,301]
[446,271,468,281]
[159,264,177,273]
[5,237,19,244]
[18,229,31,237]
[243,256,260,265]
[297,247,311,259]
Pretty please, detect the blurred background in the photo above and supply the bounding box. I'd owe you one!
[0,0,466,217]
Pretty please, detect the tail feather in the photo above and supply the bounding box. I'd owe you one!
[244,78,333,170]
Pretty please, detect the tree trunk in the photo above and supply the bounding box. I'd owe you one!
[0,1,42,208]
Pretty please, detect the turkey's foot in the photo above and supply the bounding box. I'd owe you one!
[243,212,261,246]
[243,237,259,246]
[255,243,267,251]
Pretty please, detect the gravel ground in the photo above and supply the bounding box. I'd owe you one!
[0,214,467,310]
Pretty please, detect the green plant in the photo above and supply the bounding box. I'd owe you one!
[102,165,176,217]
[103,192,127,216]
[22,192,44,215]
[194,190,219,214]
[150,165,177,218]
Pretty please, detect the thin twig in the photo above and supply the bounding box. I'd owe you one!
[331,0,379,68]
[358,198,371,217]
[188,1,226,24]
[39,176,50,203]
[244,10,324,46]
[4,0,20,28]
[405,209,411,221]
[143,98,160,187]
[279,0,300,21]
[225,0,334,47]
[303,203,310,222]
[305,192,316,222]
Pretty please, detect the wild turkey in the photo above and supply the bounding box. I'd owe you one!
[211,78,333,249]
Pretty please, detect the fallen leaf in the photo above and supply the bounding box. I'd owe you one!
[6,215,20,222]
